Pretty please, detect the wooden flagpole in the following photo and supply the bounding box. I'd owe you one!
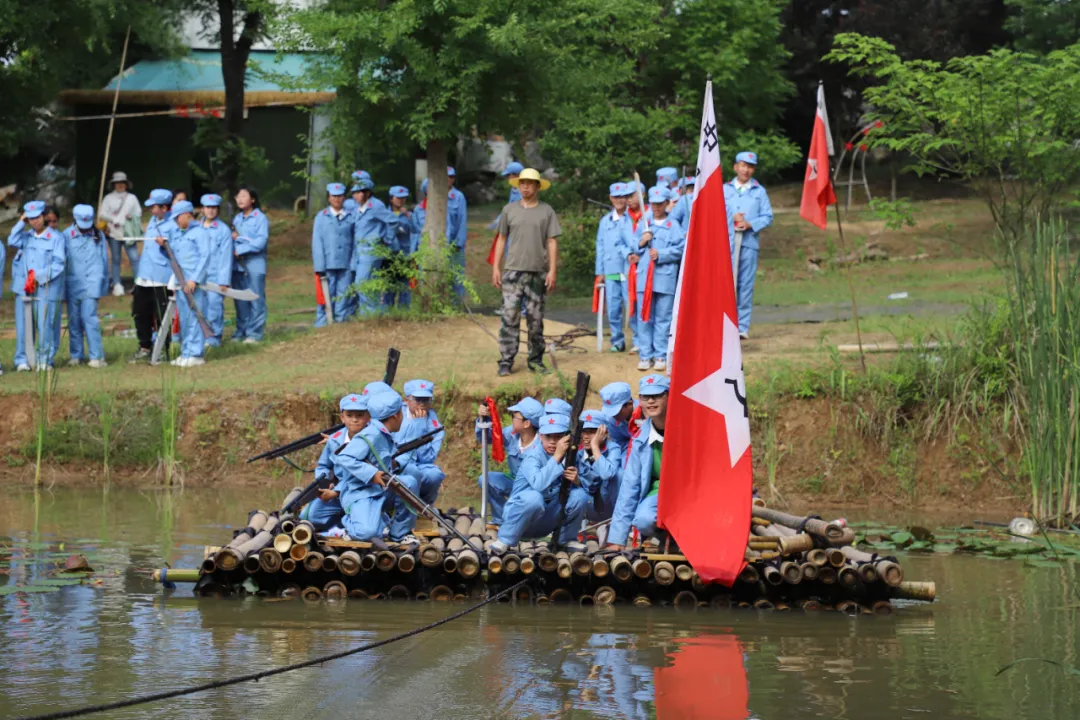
[96,26,132,210]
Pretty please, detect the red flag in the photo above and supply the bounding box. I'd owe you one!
[591,276,603,312]
[799,83,837,230]
[660,79,752,586]
[485,232,500,266]
[640,259,654,322]
[483,397,505,463]
[171,306,181,335]
[314,273,326,306]
[24,269,36,296]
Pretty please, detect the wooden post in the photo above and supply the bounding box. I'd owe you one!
[96,26,132,210]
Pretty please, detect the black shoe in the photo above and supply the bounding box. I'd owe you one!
[498,364,511,377]
[529,363,551,375]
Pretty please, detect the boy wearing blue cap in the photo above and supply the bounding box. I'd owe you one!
[577,410,623,523]
[502,161,524,204]
[231,186,269,344]
[669,176,695,228]
[724,151,773,338]
[333,389,422,544]
[199,194,234,347]
[446,167,468,298]
[63,205,109,367]
[9,201,66,371]
[476,396,542,525]
[350,178,396,316]
[599,381,639,447]
[489,411,588,553]
[312,183,356,326]
[303,392,370,531]
[608,374,670,549]
[544,398,572,416]
[656,167,678,189]
[384,185,416,309]
[131,189,175,362]
[594,182,635,352]
[633,186,685,372]
[395,379,445,504]
[155,201,210,367]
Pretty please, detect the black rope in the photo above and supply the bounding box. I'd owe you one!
[15,578,530,720]
[278,455,314,474]
[795,514,822,535]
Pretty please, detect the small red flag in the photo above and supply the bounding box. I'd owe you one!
[314,273,326,306]
[483,397,505,463]
[24,269,36,296]
[591,276,603,313]
[172,306,181,335]
[640,258,654,322]
[485,232,499,266]
[799,83,837,230]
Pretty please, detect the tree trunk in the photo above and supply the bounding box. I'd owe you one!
[217,0,261,198]
[424,138,449,248]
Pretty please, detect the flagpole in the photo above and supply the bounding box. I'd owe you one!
[831,203,867,373]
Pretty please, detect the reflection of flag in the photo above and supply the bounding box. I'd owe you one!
[799,83,837,230]
[654,635,749,720]
[661,79,752,586]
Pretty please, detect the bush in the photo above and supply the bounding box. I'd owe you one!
[554,209,602,297]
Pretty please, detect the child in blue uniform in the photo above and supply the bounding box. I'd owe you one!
[231,186,269,343]
[576,409,623,523]
[633,186,685,372]
[63,205,109,368]
[8,201,66,371]
[199,194,234,347]
[594,182,635,352]
[303,392,369,531]
[384,185,417,308]
[312,183,355,326]
[351,178,396,316]
[599,381,638,448]
[476,397,543,525]
[723,151,773,338]
[156,201,210,367]
[395,379,446,504]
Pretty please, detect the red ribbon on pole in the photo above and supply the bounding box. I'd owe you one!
[485,232,499,266]
[24,269,37,296]
[641,258,655,322]
[484,397,505,462]
[591,276,603,313]
[314,273,326,306]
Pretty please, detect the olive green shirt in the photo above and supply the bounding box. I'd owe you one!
[497,201,562,273]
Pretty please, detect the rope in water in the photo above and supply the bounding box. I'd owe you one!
[15,578,530,720]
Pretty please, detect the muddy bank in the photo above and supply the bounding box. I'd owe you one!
[0,390,1024,514]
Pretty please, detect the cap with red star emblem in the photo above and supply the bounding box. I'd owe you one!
[538,413,570,435]
[639,374,670,396]
[404,379,435,399]
[339,393,366,412]
[579,409,607,430]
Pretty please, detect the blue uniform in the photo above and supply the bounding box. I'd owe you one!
[497,442,588,546]
[311,207,355,326]
[8,221,65,367]
[395,410,445,504]
[476,425,538,526]
[446,188,467,298]
[351,198,395,316]
[383,208,418,308]
[578,441,623,522]
[165,222,212,359]
[634,216,685,362]
[303,427,349,530]
[669,192,692,229]
[594,210,635,350]
[139,215,175,284]
[333,420,421,541]
[232,208,269,341]
[63,226,109,362]
[202,219,233,347]
[608,417,660,546]
[724,178,773,333]
[625,208,652,349]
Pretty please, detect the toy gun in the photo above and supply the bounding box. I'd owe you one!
[160,238,214,339]
[552,370,590,549]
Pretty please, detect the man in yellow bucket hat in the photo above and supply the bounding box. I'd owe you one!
[491,168,561,376]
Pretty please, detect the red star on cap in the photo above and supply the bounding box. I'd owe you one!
[362,388,369,395]
[421,383,427,389]
[586,414,593,421]
[350,396,357,402]
[647,377,655,384]
[548,418,555,424]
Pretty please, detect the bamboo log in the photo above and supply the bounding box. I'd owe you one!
[537,550,558,574]
[838,566,859,588]
[487,555,503,574]
[153,568,200,583]
[273,533,293,554]
[397,553,416,573]
[579,595,595,607]
[737,601,752,609]
[338,551,361,576]
[454,515,472,536]
[519,557,536,575]
[359,553,377,572]
[778,534,815,555]
[780,561,803,585]
[871,600,894,615]
[798,598,822,611]
[835,600,859,616]
[443,554,458,573]
[762,564,783,586]
[430,585,454,602]
[349,589,369,599]
[711,596,732,609]
[799,562,819,582]
[654,561,675,586]
[633,595,652,608]
[200,557,217,573]
[215,512,264,571]
[301,586,322,602]
[368,593,385,600]
[892,581,936,602]
[303,552,325,573]
[467,518,484,536]
[748,540,780,551]
[840,546,904,586]
[457,549,480,578]
[243,554,262,574]
[594,586,617,605]
[431,537,446,551]
[632,558,653,579]
[774,601,792,612]
[570,553,592,577]
[826,548,846,567]
[675,564,694,582]
[281,558,297,574]
[673,591,698,609]
[556,554,573,579]
[279,584,301,599]
[856,562,877,584]
[292,521,315,546]
[375,550,397,572]
[503,554,521,575]
[549,588,573,604]
[691,572,706,591]
[738,564,760,584]
[751,507,847,543]
[388,585,411,600]
[323,581,347,600]
[289,544,308,562]
[806,549,828,567]
[279,518,296,536]
[535,593,550,606]
[753,598,775,610]
[418,543,443,568]
[415,592,429,601]
[447,538,464,553]
[610,555,633,582]
[280,487,303,513]
[592,557,610,578]
[514,585,534,604]
[319,554,337,573]
[818,566,837,584]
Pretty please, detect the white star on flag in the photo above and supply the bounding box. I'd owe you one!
[681,313,750,468]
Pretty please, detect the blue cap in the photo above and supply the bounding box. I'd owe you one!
[327,182,346,196]
[23,201,45,219]
[145,189,173,207]
[507,397,543,426]
[639,374,670,396]
[340,393,365,412]
[421,178,429,195]
[580,410,607,430]
[389,186,409,198]
[600,382,633,418]
[656,167,678,183]
[200,193,222,207]
[447,167,456,177]
[539,413,571,434]
[368,390,403,421]
[72,204,95,230]
[353,178,375,191]
[171,200,195,217]
[545,398,572,416]
[682,175,696,187]
[656,179,671,189]
[648,186,670,204]
[352,170,371,182]
[502,161,524,176]
[735,151,758,165]
[343,198,358,212]
[608,182,624,196]
[624,181,640,196]
[363,381,392,399]
[404,379,434,398]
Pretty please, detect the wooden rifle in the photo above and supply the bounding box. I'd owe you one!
[552,371,590,549]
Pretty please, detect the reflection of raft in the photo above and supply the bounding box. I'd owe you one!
[175,492,935,613]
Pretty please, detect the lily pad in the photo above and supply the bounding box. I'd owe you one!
[0,584,62,595]
[890,531,915,548]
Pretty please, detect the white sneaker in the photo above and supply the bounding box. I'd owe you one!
[393,534,419,546]
[630,345,640,353]
[653,359,667,372]
[170,357,183,366]
[16,364,30,372]
[88,359,108,369]
[488,540,509,556]
[636,359,651,371]
[185,357,206,367]
[242,338,259,345]
[67,359,82,368]
[739,331,749,340]
[111,283,125,297]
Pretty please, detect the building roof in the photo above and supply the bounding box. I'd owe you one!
[104,50,315,93]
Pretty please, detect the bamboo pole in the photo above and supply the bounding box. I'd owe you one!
[430,585,454,602]
[280,487,303,513]
[397,552,416,573]
[441,553,457,572]
[415,592,429,601]
[519,557,536,575]
[281,558,297,574]
[633,595,652,608]
[751,507,847,543]
[292,521,315,546]
[303,552,325,573]
[503,554,521,575]
[780,561,803,585]
[570,553,592,577]
[201,557,217,574]
[609,555,633,582]
[535,593,550,606]
[388,585,411,600]
[243,554,262,574]
[892,581,936,602]
[594,586,617,605]
[96,26,131,210]
[818,566,837,584]
[871,600,894,615]
[323,581,347,600]
[321,554,339,573]
[549,588,573,604]
[487,555,503,574]
[738,564,760,584]
[827,549,846,568]
[673,591,698,609]
[711,596,731,609]
[835,599,860,615]
[273,534,293,554]
[591,557,610,578]
[338,551,361,576]
[457,549,480,578]
[800,562,819,581]
[152,568,200,583]
[375,550,397,571]
[856,562,877,584]
[654,561,675,586]
[289,544,308,562]
[806,549,828,567]
[556,553,573,579]
[675,564,694,582]
[301,586,323,601]
[418,543,443,568]
[632,558,653,579]
[537,550,558,574]
[753,598,775,610]
[840,546,904,586]
[579,595,595,607]
[838,566,859,588]
[762,564,783,586]
[279,518,297,536]
[514,585,534,604]
[349,589,370,600]
[798,598,822,611]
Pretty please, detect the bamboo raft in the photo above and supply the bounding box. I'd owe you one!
[171,490,935,613]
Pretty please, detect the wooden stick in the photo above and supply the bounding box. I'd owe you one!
[96,26,131,210]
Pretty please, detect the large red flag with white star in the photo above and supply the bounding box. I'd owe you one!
[660,79,752,586]
[799,82,837,230]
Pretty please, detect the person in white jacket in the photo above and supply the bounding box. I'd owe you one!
[97,171,143,297]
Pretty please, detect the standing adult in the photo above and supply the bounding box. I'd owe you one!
[98,171,142,296]
[8,201,66,370]
[157,200,210,367]
[62,205,109,368]
[491,168,561,376]
[231,186,269,343]
[131,189,174,363]
[351,176,395,316]
[723,151,773,339]
[384,185,416,309]
[447,167,468,299]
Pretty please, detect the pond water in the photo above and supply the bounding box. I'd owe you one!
[2,487,1078,719]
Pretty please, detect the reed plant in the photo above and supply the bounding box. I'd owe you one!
[31,351,59,487]
[96,390,117,485]
[159,362,181,486]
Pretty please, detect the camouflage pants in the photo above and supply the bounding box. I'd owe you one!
[499,271,546,368]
